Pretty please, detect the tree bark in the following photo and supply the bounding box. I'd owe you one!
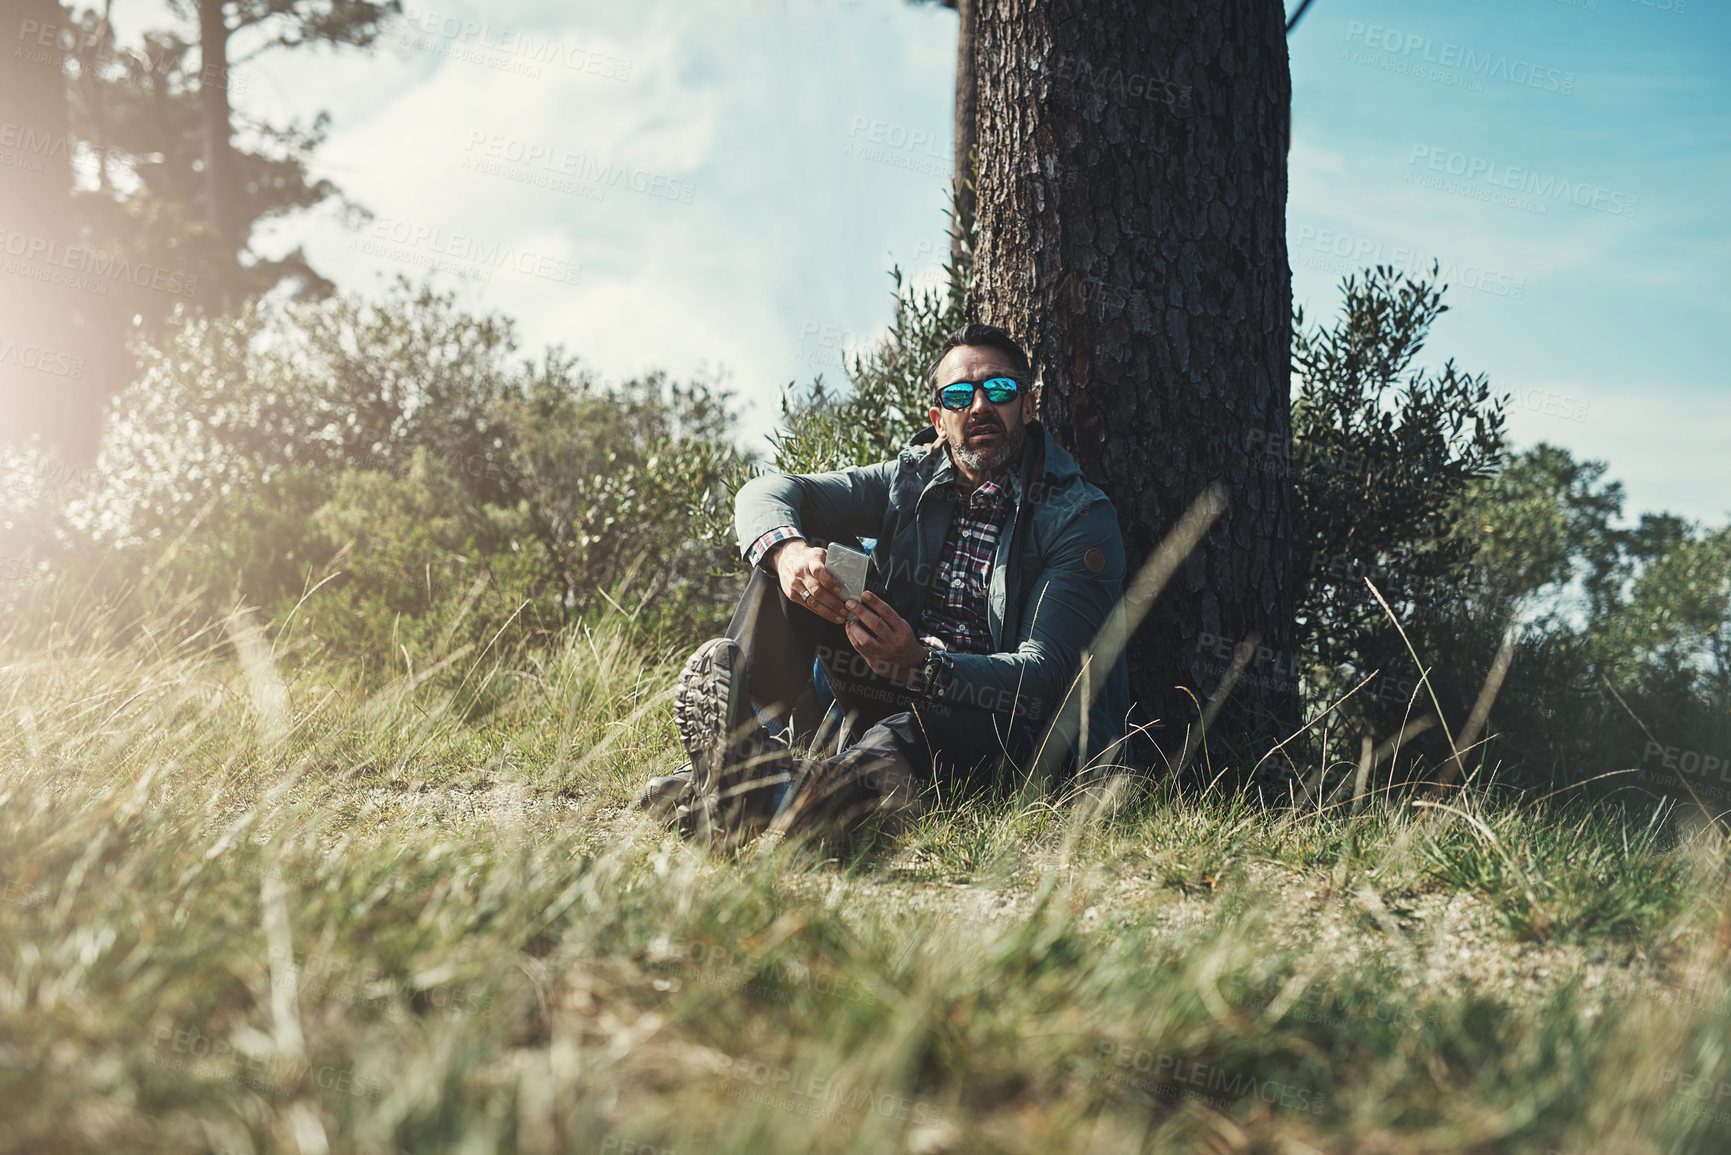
[0,0,100,451]
[950,0,977,264]
[0,0,70,241]
[197,0,238,259]
[970,0,1295,766]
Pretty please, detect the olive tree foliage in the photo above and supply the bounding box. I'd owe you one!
[1461,445,1729,708]
[497,367,749,613]
[1455,444,1630,629]
[1447,444,1731,789]
[1288,265,1507,726]
[43,280,748,657]
[1281,273,1722,789]
[1607,526,1731,703]
[72,281,520,549]
[769,231,971,477]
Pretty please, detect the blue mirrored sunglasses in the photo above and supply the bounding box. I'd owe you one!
[936,376,1022,410]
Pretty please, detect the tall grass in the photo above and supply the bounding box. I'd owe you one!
[2,596,1730,1154]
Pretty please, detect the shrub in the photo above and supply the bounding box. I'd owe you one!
[1289,263,1507,738]
[769,214,971,476]
[1452,447,1731,794]
[20,281,750,664]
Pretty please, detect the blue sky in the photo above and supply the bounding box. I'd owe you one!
[200,0,1728,525]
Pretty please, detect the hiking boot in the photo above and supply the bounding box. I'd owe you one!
[677,767,788,846]
[674,638,758,793]
[674,637,791,841]
[759,747,919,853]
[632,760,784,842]
[634,763,694,825]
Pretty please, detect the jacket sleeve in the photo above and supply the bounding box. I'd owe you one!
[935,494,1126,725]
[734,461,900,561]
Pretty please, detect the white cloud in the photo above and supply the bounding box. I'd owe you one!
[1504,383,1731,527]
[245,0,955,452]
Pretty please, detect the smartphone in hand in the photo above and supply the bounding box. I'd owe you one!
[824,543,869,603]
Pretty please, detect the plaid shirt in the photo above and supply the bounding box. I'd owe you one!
[916,477,1013,655]
[744,474,1015,656]
[745,524,804,569]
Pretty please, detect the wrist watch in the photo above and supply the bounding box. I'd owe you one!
[908,647,951,696]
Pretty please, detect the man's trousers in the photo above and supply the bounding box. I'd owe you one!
[724,567,1040,831]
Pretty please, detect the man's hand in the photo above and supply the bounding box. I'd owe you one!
[844,591,928,684]
[771,540,850,625]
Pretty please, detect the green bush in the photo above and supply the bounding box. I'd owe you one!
[769,214,971,476]
[293,449,554,670]
[14,281,750,667]
[1289,264,1507,736]
[1449,445,1731,796]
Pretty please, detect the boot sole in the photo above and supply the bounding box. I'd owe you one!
[674,638,794,844]
[674,638,756,797]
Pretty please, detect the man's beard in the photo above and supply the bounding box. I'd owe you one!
[950,415,1026,477]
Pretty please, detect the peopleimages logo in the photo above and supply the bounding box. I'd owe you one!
[14,19,248,93]
[0,555,47,586]
[398,7,633,81]
[1408,146,1638,219]
[1509,386,1590,424]
[0,336,85,379]
[350,216,583,287]
[0,227,199,298]
[710,1055,945,1126]
[1642,740,1731,782]
[1094,1043,1327,1115]
[1343,21,1576,96]
[843,116,953,178]
[461,132,696,204]
[1,460,96,504]
[1291,225,1526,300]
[0,121,73,169]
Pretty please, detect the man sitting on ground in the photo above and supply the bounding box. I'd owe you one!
[642,322,1131,842]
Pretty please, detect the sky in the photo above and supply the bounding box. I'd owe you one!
[147,0,1729,527]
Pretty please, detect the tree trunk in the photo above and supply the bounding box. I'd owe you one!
[78,2,116,194]
[970,0,1296,768]
[950,0,977,264]
[0,0,99,451]
[197,0,238,262]
[0,0,70,222]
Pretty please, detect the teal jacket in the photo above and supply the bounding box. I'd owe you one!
[735,422,1133,772]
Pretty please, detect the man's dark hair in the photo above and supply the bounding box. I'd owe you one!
[925,323,1033,394]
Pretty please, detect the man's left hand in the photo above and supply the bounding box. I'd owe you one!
[844,591,927,684]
